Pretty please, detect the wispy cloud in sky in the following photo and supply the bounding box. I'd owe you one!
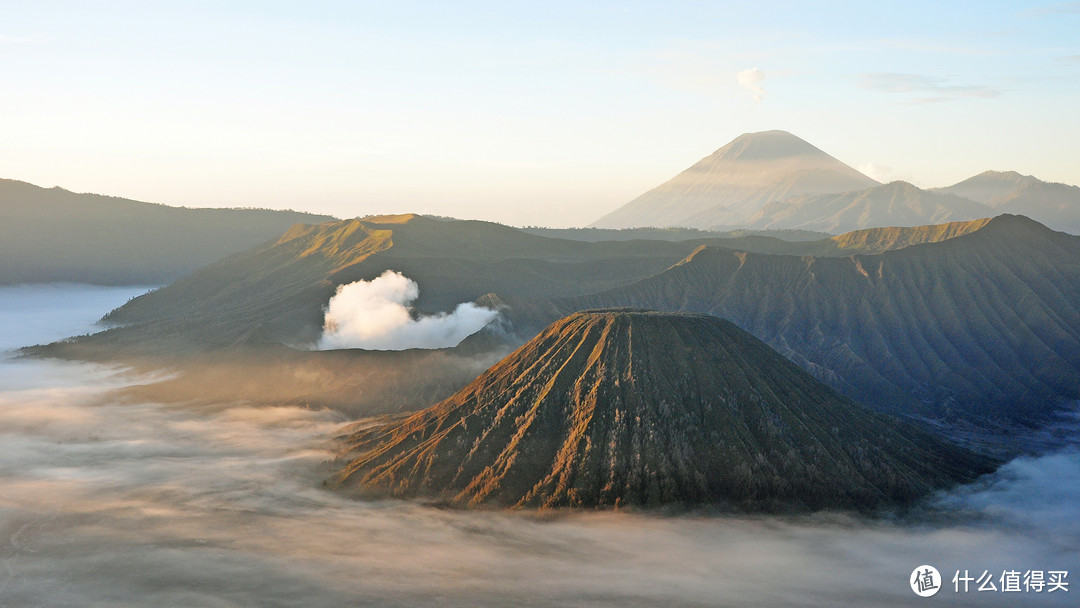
[0,33,41,44]
[873,37,1000,56]
[858,73,1002,104]
[737,67,766,102]
[1020,2,1080,17]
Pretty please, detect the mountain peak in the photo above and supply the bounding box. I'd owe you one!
[977,170,1036,181]
[980,213,1057,234]
[589,131,878,229]
[878,180,922,192]
[333,309,993,511]
[713,130,825,162]
[940,171,1042,205]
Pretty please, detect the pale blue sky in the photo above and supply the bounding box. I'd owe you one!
[2,1,1078,226]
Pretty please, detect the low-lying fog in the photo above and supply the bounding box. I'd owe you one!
[0,284,154,352]
[1,285,1077,607]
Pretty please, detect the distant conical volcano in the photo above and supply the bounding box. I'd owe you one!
[333,310,993,511]
[589,130,878,230]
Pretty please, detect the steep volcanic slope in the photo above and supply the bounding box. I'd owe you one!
[535,216,1080,426]
[0,177,334,285]
[590,131,878,229]
[89,214,976,354]
[82,214,706,352]
[61,214,1026,358]
[334,310,993,510]
[744,181,993,233]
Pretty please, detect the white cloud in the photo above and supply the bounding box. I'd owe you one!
[858,163,893,183]
[737,67,766,102]
[858,73,1001,104]
[1020,1,1080,17]
[0,34,40,44]
[318,270,498,350]
[858,162,917,185]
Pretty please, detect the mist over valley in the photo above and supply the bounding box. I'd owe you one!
[1,286,1078,606]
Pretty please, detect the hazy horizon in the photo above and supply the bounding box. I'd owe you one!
[3,2,1079,227]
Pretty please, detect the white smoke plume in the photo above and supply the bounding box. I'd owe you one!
[858,162,894,183]
[318,270,498,350]
[858,162,918,185]
[737,67,766,102]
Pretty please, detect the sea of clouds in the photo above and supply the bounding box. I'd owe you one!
[0,285,1077,607]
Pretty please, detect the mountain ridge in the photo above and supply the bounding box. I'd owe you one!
[0,177,336,285]
[511,215,1080,427]
[67,214,1010,355]
[37,212,1080,440]
[938,170,1041,205]
[743,180,993,233]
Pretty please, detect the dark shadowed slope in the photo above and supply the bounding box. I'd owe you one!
[744,181,993,233]
[527,216,1080,427]
[590,131,877,229]
[73,214,705,353]
[0,178,335,285]
[60,214,1010,356]
[334,310,994,511]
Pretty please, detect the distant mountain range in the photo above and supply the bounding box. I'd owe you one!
[744,180,991,233]
[0,178,335,284]
[46,213,1080,438]
[71,214,990,353]
[937,170,1080,234]
[521,226,830,242]
[334,310,994,510]
[591,131,1080,234]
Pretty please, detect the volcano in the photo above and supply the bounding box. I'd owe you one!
[589,130,878,229]
[334,310,993,511]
